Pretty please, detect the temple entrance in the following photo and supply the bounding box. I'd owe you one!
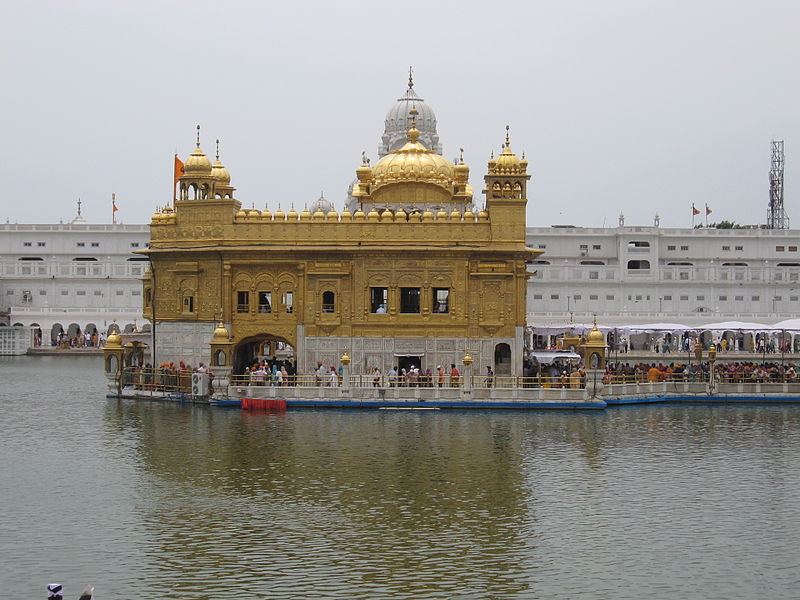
[495,343,511,376]
[234,334,296,376]
[397,355,422,374]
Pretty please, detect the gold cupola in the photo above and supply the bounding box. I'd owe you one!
[491,126,523,174]
[211,139,231,186]
[184,126,213,176]
[355,107,470,209]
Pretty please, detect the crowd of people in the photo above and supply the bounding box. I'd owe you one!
[600,360,798,384]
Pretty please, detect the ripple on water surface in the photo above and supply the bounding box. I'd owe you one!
[1,357,799,599]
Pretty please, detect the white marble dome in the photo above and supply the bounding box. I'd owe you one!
[379,85,442,157]
[310,193,333,215]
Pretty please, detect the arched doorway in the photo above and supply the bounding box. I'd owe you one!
[234,334,296,376]
[495,343,511,376]
[51,323,64,346]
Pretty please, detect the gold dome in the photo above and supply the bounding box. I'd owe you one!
[106,330,122,348]
[587,326,605,344]
[369,110,455,193]
[274,206,286,221]
[367,207,380,220]
[493,126,523,173]
[287,206,298,220]
[184,144,212,176]
[211,159,231,185]
[212,322,230,341]
[236,208,248,219]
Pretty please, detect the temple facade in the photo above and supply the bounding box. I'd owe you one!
[142,117,537,378]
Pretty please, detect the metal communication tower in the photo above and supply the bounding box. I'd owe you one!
[767,140,788,229]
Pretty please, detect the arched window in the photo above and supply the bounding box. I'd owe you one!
[322,291,335,313]
[627,260,650,270]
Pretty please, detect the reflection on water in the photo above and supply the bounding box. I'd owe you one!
[2,356,800,599]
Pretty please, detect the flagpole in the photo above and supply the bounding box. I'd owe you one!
[112,192,116,225]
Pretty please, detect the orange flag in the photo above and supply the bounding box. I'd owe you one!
[705,204,712,215]
[692,204,700,216]
[174,154,185,184]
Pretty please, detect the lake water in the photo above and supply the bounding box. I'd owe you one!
[1,356,799,599]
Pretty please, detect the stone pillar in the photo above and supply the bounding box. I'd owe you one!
[102,331,125,395]
[462,351,473,400]
[340,351,352,399]
[208,322,234,398]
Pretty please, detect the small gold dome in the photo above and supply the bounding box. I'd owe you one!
[212,322,230,341]
[587,326,605,344]
[422,209,434,222]
[287,206,299,220]
[436,208,448,221]
[380,209,394,222]
[340,208,352,221]
[494,127,522,172]
[184,145,212,176]
[353,208,366,222]
[327,208,339,221]
[106,330,122,348]
[463,207,475,220]
[274,206,286,220]
[395,207,407,221]
[367,207,380,221]
[312,209,325,221]
[449,209,462,221]
[262,207,273,221]
[300,206,312,221]
[236,208,247,219]
[478,208,489,221]
[211,159,231,185]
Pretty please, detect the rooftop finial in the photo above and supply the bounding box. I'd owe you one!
[215,139,220,161]
[408,65,414,89]
[459,148,464,164]
[196,124,201,148]
[361,150,368,166]
[505,125,510,147]
[77,197,82,216]
[408,105,420,142]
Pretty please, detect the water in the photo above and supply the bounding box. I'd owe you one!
[1,356,799,599]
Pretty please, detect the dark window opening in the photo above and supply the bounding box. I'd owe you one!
[400,287,420,313]
[322,291,335,313]
[237,291,250,313]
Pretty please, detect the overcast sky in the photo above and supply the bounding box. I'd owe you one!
[2,0,799,229]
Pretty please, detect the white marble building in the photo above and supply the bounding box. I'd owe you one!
[526,219,800,329]
[0,217,149,345]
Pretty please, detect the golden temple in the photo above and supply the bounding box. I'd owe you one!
[140,100,539,379]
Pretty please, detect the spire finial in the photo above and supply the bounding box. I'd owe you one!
[215,139,220,161]
[505,125,510,147]
[196,124,201,148]
[407,105,420,142]
[76,197,82,216]
[459,148,464,164]
[408,65,414,89]
[361,150,368,166]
